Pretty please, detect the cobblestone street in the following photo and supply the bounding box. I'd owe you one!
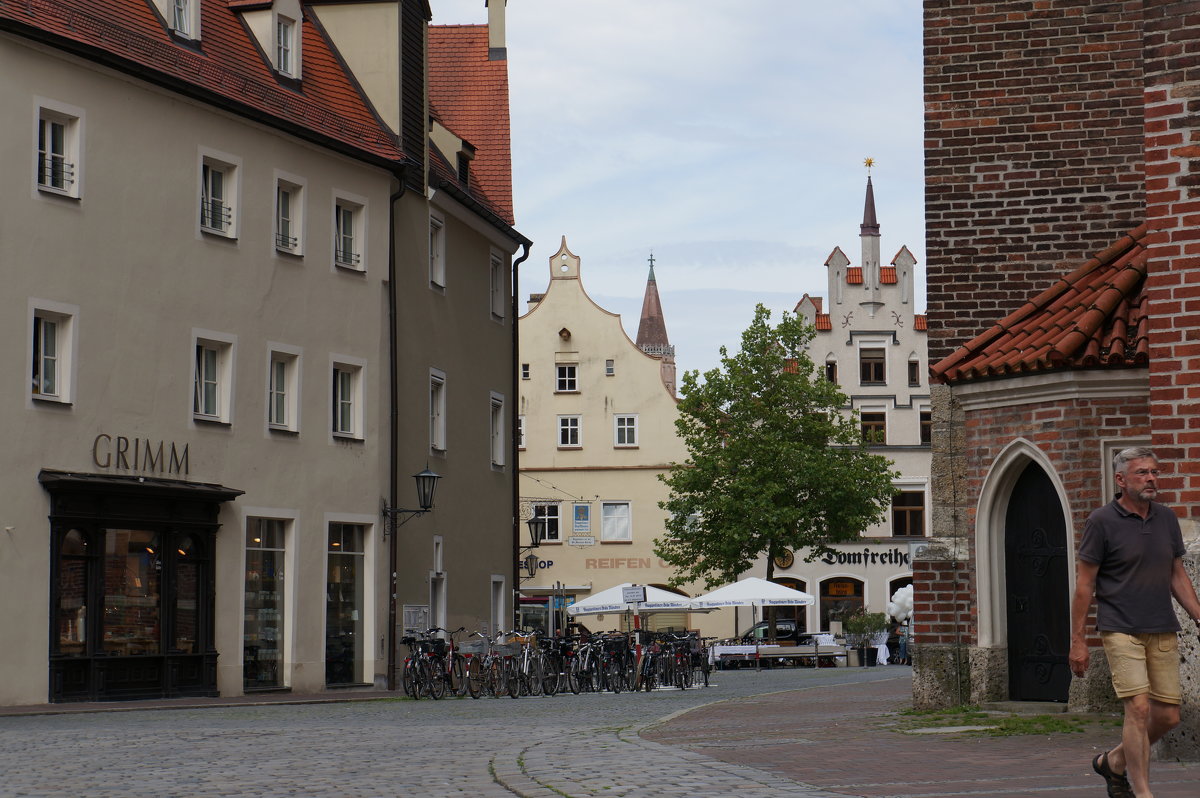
[2,667,1198,797]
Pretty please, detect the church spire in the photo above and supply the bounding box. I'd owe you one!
[860,174,880,237]
[636,252,671,354]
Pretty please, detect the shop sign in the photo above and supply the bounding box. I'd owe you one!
[568,535,595,546]
[573,503,591,532]
[807,546,911,567]
[92,433,189,476]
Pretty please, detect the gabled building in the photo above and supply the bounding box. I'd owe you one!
[516,240,720,636]
[784,174,930,631]
[0,0,526,706]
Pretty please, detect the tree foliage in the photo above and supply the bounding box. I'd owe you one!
[655,304,899,588]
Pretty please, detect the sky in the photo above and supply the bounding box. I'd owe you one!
[433,0,926,380]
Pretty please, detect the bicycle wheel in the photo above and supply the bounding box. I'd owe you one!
[694,657,710,688]
[565,657,581,694]
[402,657,419,699]
[506,658,521,699]
[541,652,560,696]
[526,654,545,697]
[449,654,466,696]
[605,658,624,693]
[676,656,691,689]
[429,655,447,699]
[465,656,483,699]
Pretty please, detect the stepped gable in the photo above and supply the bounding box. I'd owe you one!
[427,24,514,225]
[0,0,403,163]
[930,224,1150,383]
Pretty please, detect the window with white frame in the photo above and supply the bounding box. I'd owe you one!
[600,501,632,542]
[614,414,638,447]
[555,364,577,392]
[430,369,447,451]
[275,180,303,253]
[36,106,81,197]
[489,393,505,466]
[532,503,561,543]
[31,302,76,403]
[333,197,363,270]
[605,359,615,376]
[520,363,530,380]
[276,16,296,76]
[200,153,239,236]
[517,415,525,449]
[558,415,581,448]
[429,214,446,288]
[267,347,300,432]
[168,0,199,38]
[193,331,236,423]
[490,251,507,319]
[331,358,364,439]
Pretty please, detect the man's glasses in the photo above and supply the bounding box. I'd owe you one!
[1129,468,1161,477]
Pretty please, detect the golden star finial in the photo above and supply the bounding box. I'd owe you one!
[864,157,875,174]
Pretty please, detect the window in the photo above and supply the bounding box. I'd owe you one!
[859,348,886,385]
[908,359,921,387]
[860,411,886,444]
[326,522,367,685]
[429,214,445,288]
[37,113,76,195]
[614,414,638,447]
[169,0,197,37]
[31,302,76,403]
[276,16,295,76]
[532,504,561,543]
[605,359,615,376]
[920,410,932,445]
[334,199,363,269]
[600,501,632,542]
[517,415,526,449]
[199,151,239,237]
[558,415,581,448]
[267,347,300,432]
[556,364,578,392]
[892,491,925,537]
[825,360,838,383]
[331,358,364,439]
[192,331,235,423]
[430,369,446,451]
[275,179,304,253]
[490,393,505,466]
[245,518,287,690]
[520,363,530,380]
[490,251,507,319]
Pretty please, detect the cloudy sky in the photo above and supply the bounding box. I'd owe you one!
[434,0,926,380]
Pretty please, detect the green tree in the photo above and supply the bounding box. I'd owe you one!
[655,304,899,589]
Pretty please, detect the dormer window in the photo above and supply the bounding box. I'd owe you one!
[457,152,470,184]
[164,0,199,40]
[276,16,295,76]
[172,0,189,34]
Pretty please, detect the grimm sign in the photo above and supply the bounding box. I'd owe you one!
[92,433,190,476]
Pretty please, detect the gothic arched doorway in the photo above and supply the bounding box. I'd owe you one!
[1004,462,1070,701]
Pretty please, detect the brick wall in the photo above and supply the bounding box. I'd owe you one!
[924,0,1145,365]
[915,391,1150,647]
[1143,0,1200,514]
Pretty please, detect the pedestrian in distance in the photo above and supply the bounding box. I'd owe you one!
[1069,446,1200,798]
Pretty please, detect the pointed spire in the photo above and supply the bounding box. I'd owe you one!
[636,252,671,354]
[860,175,880,237]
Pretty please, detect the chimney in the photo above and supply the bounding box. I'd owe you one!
[487,0,506,60]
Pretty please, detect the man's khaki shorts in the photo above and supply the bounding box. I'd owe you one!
[1101,632,1181,704]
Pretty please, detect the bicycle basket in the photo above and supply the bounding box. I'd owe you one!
[458,640,487,655]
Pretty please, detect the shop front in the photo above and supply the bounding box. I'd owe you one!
[41,470,242,702]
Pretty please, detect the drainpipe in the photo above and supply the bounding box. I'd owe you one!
[511,241,531,628]
[386,169,409,692]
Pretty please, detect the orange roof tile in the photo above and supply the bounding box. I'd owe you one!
[914,314,928,331]
[2,0,403,163]
[846,267,863,285]
[427,25,514,225]
[815,314,832,331]
[930,224,1150,383]
[880,266,897,284]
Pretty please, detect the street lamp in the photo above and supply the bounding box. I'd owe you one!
[518,514,545,583]
[381,467,441,537]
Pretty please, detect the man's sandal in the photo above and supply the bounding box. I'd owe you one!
[1092,751,1133,798]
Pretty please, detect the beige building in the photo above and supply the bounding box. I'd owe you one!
[0,0,525,705]
[784,174,931,632]
[517,240,722,636]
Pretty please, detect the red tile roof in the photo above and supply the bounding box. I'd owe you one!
[814,314,832,331]
[880,266,897,284]
[930,224,1150,383]
[846,267,863,285]
[914,314,928,331]
[1,0,403,163]
[427,25,514,225]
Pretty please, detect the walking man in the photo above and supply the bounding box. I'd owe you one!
[1069,447,1200,798]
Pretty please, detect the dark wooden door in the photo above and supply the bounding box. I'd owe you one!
[1005,463,1071,701]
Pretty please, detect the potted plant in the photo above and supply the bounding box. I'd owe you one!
[841,609,889,666]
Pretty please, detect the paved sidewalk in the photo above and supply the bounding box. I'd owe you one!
[645,675,1200,798]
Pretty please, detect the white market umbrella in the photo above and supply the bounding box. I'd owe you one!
[566,582,695,616]
[691,577,815,609]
